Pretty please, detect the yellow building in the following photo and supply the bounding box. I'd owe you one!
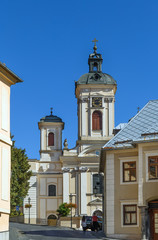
[0,62,22,240]
[100,100,158,240]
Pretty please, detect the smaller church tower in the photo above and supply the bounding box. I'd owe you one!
[38,108,64,163]
[24,109,64,225]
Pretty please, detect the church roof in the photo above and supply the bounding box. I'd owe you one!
[40,112,63,123]
[76,42,116,86]
[103,100,158,150]
[77,72,116,85]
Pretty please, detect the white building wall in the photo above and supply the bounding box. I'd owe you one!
[1,147,9,201]
[24,175,37,222]
[106,153,115,234]
[81,101,87,136]
[63,172,69,203]
[1,86,9,132]
[109,101,113,135]
[80,172,87,215]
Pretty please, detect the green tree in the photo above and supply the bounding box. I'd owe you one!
[11,138,32,215]
[57,203,71,218]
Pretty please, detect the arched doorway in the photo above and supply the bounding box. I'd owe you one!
[93,210,102,216]
[47,214,57,226]
[149,200,158,240]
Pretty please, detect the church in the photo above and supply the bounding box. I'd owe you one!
[24,40,117,226]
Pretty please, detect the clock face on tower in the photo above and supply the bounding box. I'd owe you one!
[92,97,102,107]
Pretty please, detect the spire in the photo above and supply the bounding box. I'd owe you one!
[50,107,53,115]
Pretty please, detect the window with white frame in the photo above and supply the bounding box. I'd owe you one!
[148,156,158,180]
[120,157,137,184]
[123,204,137,225]
[123,162,136,182]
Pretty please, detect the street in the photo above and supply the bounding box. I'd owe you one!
[9,222,105,240]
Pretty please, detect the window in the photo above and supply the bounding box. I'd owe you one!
[93,62,98,71]
[92,111,102,130]
[123,162,136,182]
[93,174,103,194]
[48,185,56,196]
[48,132,54,146]
[123,205,137,225]
[148,156,158,179]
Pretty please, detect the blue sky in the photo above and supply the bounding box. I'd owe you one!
[1,0,158,159]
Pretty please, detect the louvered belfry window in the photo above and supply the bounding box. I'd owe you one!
[92,111,102,130]
[48,132,54,146]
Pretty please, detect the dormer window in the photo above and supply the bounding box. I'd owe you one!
[48,132,54,146]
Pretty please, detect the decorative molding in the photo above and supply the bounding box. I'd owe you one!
[104,97,113,103]
[0,207,10,214]
[79,98,89,103]
[0,133,12,146]
[62,167,70,173]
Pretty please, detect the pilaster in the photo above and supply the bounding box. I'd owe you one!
[80,172,87,215]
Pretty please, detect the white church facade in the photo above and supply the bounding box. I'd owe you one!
[24,42,117,225]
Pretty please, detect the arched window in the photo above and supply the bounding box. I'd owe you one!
[93,62,98,71]
[92,111,102,130]
[48,132,54,146]
[48,184,56,196]
[93,174,103,194]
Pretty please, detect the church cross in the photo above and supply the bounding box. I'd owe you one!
[50,107,53,115]
[92,38,98,46]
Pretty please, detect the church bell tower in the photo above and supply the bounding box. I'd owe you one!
[75,39,117,150]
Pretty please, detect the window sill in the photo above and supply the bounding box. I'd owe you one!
[146,179,158,183]
[120,181,137,185]
[121,224,138,228]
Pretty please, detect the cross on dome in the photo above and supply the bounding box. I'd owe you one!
[92,38,98,53]
[92,38,98,46]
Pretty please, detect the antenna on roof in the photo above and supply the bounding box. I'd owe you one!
[137,107,140,113]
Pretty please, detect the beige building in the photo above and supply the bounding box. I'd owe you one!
[0,62,22,240]
[100,100,158,240]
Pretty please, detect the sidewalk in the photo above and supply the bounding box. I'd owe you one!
[9,225,28,240]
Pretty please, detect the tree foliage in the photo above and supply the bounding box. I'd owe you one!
[11,138,32,215]
[57,203,71,217]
